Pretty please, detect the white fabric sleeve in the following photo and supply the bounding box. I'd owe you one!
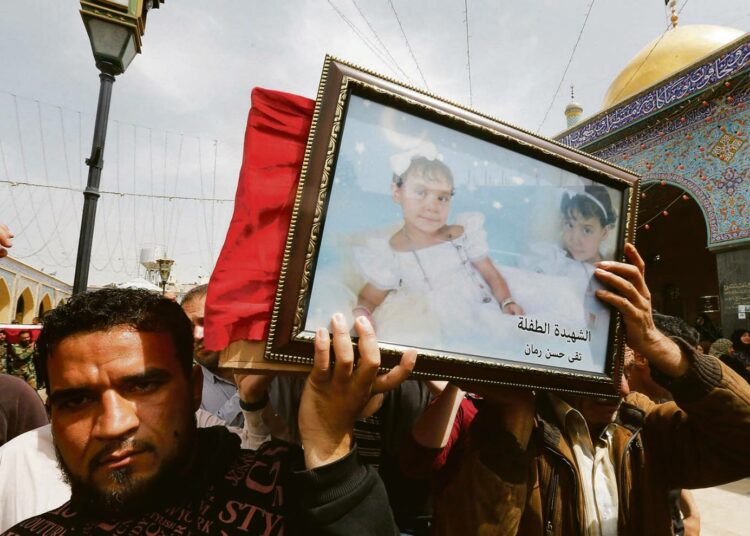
[456,212,489,260]
[236,409,272,451]
[352,237,400,290]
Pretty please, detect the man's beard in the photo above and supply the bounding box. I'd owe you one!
[54,426,196,518]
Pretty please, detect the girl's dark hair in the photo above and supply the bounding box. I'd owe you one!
[393,156,455,191]
[36,288,194,391]
[561,184,616,226]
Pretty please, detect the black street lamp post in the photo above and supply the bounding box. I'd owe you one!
[73,71,115,295]
[73,0,164,294]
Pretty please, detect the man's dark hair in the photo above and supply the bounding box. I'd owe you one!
[652,313,700,347]
[36,288,193,390]
[181,283,208,306]
[18,330,32,337]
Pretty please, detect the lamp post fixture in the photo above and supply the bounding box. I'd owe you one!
[73,0,164,295]
[156,258,174,295]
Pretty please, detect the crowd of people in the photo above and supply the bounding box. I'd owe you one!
[1,210,750,536]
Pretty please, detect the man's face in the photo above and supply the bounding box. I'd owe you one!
[47,327,201,515]
[562,209,608,263]
[181,294,220,370]
[19,332,31,346]
[741,331,750,345]
[0,331,6,342]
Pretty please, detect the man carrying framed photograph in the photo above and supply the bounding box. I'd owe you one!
[2,288,416,535]
[402,243,750,535]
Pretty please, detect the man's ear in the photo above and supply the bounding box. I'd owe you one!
[191,364,203,411]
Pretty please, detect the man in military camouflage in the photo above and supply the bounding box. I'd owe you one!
[10,330,37,389]
[0,330,10,375]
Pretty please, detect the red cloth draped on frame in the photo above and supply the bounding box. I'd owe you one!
[204,88,315,351]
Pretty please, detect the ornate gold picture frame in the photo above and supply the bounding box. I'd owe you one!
[265,57,639,397]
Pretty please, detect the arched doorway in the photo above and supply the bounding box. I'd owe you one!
[38,293,53,320]
[636,182,721,341]
[0,279,10,323]
[14,287,35,324]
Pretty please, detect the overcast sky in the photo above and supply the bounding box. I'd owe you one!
[0,0,748,286]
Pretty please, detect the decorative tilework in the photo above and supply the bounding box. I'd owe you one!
[710,133,745,163]
[588,86,750,247]
[558,38,750,149]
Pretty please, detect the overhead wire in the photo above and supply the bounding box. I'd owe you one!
[1,91,232,278]
[326,0,404,81]
[607,0,690,106]
[0,138,35,237]
[387,0,430,91]
[35,100,73,266]
[58,105,81,268]
[165,133,184,256]
[0,179,234,201]
[350,0,414,84]
[536,0,596,133]
[131,123,138,276]
[463,0,473,106]
[115,120,128,273]
[149,128,157,244]
[12,95,67,265]
[197,136,212,269]
[210,139,218,265]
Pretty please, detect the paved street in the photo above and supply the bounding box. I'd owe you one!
[691,478,750,535]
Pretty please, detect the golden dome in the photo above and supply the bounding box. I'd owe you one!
[602,24,746,109]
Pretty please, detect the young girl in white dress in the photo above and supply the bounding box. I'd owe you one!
[352,156,523,356]
[521,184,617,334]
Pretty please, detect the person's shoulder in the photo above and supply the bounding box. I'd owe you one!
[0,424,52,455]
[622,391,658,415]
[0,373,38,399]
[0,373,29,388]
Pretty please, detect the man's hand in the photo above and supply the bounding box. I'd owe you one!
[0,224,13,258]
[594,243,688,377]
[299,313,417,469]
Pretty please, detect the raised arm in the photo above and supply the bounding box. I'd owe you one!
[293,313,416,534]
[595,243,750,488]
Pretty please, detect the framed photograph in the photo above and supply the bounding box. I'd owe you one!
[265,57,639,397]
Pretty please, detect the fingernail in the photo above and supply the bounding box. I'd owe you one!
[597,261,611,268]
[316,327,329,342]
[332,312,346,328]
[357,315,372,330]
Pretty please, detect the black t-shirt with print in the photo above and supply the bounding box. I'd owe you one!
[3,427,396,535]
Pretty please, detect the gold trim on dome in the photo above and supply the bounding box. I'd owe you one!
[603,24,746,109]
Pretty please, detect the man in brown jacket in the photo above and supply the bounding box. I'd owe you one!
[405,244,750,535]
